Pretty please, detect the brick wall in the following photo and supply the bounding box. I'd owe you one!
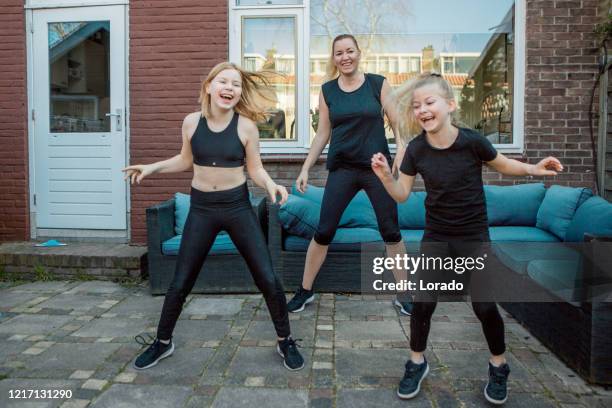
[0,1,29,242]
[129,0,228,243]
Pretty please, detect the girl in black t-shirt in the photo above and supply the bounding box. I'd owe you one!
[286,34,413,315]
[371,72,562,405]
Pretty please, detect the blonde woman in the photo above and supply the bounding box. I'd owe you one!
[287,34,412,315]
[123,62,304,371]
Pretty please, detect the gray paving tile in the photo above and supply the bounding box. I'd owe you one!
[335,300,398,317]
[335,349,407,379]
[212,387,308,408]
[335,321,406,342]
[37,294,113,312]
[71,318,151,338]
[22,343,121,377]
[0,292,42,310]
[184,298,244,315]
[65,281,131,295]
[8,281,76,293]
[337,388,433,408]
[172,320,232,344]
[106,295,164,316]
[89,384,192,407]
[0,314,73,335]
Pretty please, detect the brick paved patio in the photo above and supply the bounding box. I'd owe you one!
[0,280,610,407]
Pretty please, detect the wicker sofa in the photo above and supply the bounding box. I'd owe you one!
[270,183,612,384]
[146,193,268,294]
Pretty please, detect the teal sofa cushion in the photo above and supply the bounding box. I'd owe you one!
[283,227,382,252]
[489,226,560,242]
[398,192,426,229]
[174,192,190,235]
[399,229,425,253]
[565,196,612,242]
[492,242,579,275]
[527,259,582,303]
[536,186,593,240]
[278,195,319,239]
[485,183,545,226]
[290,185,378,228]
[162,234,238,255]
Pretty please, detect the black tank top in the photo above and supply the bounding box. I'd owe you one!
[322,73,392,170]
[190,112,245,167]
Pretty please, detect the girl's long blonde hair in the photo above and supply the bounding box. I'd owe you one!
[199,61,276,123]
[325,34,361,81]
[393,72,462,145]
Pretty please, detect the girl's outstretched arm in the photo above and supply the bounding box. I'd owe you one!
[371,152,415,202]
[487,153,563,177]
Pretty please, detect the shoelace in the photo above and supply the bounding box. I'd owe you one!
[135,333,156,346]
[282,337,303,350]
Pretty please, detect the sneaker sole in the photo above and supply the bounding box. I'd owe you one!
[393,299,412,316]
[133,342,175,370]
[276,343,305,371]
[397,363,429,400]
[289,294,315,313]
[484,382,508,405]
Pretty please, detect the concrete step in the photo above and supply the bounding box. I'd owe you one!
[0,242,147,281]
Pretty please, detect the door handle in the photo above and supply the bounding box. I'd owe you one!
[105,109,122,131]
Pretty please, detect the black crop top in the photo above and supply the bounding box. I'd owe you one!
[190,112,245,167]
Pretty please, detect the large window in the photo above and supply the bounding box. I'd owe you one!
[230,0,524,152]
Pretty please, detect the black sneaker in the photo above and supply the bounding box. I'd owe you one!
[277,337,305,371]
[484,362,510,405]
[393,294,413,316]
[133,334,174,370]
[287,286,315,313]
[397,358,429,399]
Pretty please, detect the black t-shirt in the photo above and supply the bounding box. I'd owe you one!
[400,128,498,235]
[322,73,392,170]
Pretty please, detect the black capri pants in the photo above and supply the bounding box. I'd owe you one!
[156,183,290,340]
[313,167,402,245]
[410,229,506,356]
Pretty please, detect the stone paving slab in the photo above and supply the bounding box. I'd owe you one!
[1,280,610,408]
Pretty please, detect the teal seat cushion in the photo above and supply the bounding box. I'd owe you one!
[278,195,320,239]
[162,234,238,255]
[489,226,560,242]
[527,259,582,303]
[398,192,426,229]
[492,242,579,275]
[485,183,545,226]
[283,228,382,252]
[174,192,190,235]
[291,185,377,229]
[565,196,612,242]
[536,186,593,240]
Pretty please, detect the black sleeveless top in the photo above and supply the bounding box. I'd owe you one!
[190,112,245,167]
[322,73,392,170]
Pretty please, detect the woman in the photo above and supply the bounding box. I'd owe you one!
[123,62,304,371]
[287,34,412,315]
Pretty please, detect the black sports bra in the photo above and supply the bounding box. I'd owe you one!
[190,112,245,167]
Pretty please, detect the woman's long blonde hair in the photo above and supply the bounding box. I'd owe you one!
[325,34,361,81]
[393,72,462,144]
[199,62,276,123]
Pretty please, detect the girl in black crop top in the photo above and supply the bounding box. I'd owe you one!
[122,62,304,372]
[371,72,563,404]
[286,34,414,317]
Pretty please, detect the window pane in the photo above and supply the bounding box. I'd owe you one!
[242,16,297,140]
[309,0,515,145]
[49,21,110,133]
[237,0,303,5]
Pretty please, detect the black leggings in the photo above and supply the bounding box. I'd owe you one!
[156,183,290,340]
[410,230,506,356]
[314,167,402,245]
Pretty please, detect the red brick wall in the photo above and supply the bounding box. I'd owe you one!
[0,1,29,242]
[129,0,228,243]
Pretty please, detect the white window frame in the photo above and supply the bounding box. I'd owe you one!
[229,0,526,154]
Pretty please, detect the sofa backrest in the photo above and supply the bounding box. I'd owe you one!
[484,183,545,226]
[565,196,612,242]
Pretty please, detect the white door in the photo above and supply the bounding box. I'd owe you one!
[32,5,126,230]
